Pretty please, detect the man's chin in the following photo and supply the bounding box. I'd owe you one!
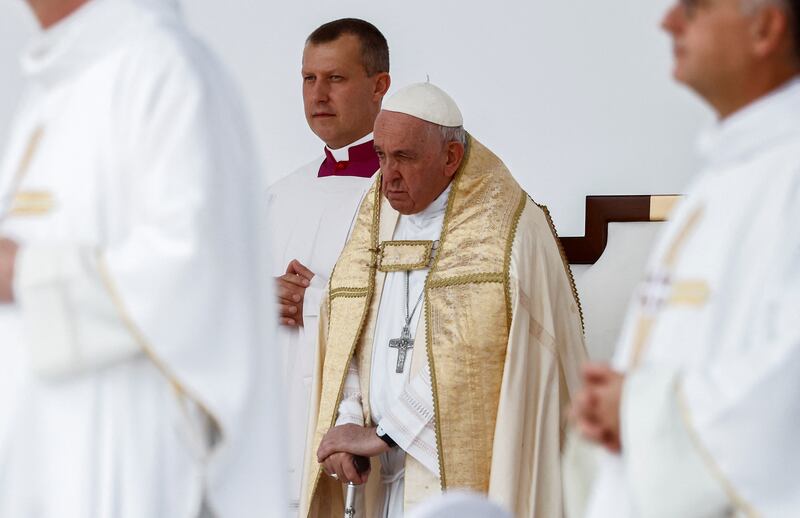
[386,197,414,215]
[310,122,339,141]
[670,59,692,86]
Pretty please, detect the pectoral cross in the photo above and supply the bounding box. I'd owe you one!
[388,326,414,373]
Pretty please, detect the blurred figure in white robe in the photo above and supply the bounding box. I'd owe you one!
[0,0,284,516]
[571,0,800,517]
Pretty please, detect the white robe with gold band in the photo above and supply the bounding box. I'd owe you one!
[0,1,284,516]
[584,79,800,518]
[301,137,587,517]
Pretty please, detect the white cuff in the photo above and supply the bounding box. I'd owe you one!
[334,359,364,427]
[302,274,327,318]
[15,245,141,379]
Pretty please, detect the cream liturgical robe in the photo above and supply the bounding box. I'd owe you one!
[301,136,587,517]
[266,134,377,513]
[0,1,284,516]
[585,79,800,518]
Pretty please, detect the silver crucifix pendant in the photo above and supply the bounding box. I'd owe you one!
[388,326,414,373]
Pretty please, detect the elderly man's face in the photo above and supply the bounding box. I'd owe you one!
[302,34,389,149]
[661,0,754,100]
[374,111,464,215]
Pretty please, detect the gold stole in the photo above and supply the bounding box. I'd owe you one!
[306,136,526,514]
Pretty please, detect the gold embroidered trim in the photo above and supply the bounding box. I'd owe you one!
[669,280,710,306]
[10,190,55,216]
[531,197,585,332]
[504,191,528,329]
[1,127,44,224]
[630,280,710,371]
[665,207,704,267]
[329,287,370,300]
[377,240,434,272]
[676,385,760,517]
[630,316,654,369]
[95,252,222,438]
[422,294,444,489]
[427,272,505,289]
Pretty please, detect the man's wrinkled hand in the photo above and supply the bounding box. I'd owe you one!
[0,238,18,304]
[571,363,624,453]
[317,424,390,464]
[275,259,314,327]
[320,451,370,485]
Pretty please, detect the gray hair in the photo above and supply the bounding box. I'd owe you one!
[437,124,468,148]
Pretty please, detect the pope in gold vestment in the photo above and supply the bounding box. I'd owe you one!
[300,132,587,517]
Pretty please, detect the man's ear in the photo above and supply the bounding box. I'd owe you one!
[443,141,465,178]
[751,5,792,59]
[373,73,391,101]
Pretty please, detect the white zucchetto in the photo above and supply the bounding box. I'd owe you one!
[382,82,464,127]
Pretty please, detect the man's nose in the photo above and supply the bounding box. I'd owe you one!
[661,3,684,34]
[382,157,400,176]
[381,161,401,184]
[311,80,330,103]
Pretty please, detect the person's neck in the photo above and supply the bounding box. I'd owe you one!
[711,66,800,120]
[325,130,373,151]
[27,0,91,29]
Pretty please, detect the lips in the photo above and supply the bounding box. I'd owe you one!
[313,113,335,118]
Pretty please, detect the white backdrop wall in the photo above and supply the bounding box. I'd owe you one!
[0,0,712,236]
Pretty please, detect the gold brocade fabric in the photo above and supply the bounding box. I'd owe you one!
[305,136,526,514]
[377,240,434,272]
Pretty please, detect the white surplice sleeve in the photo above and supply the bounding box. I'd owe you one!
[331,355,439,476]
[335,358,366,427]
[377,358,439,477]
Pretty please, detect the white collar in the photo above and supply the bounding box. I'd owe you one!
[697,76,800,169]
[326,132,374,162]
[404,182,452,230]
[21,0,179,88]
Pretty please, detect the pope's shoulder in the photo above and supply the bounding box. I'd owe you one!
[512,194,568,259]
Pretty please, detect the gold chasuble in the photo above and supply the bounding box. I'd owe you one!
[301,136,587,517]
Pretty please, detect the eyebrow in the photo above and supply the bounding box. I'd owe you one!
[387,149,416,158]
[302,68,343,76]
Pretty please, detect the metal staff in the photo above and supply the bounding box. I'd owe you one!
[344,482,357,518]
[343,455,370,518]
